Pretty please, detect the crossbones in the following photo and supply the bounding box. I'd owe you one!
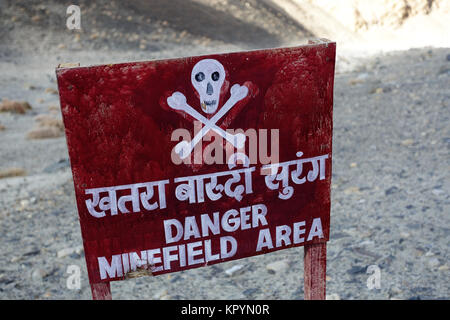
[167,59,249,159]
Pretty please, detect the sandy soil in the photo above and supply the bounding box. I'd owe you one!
[0,0,449,300]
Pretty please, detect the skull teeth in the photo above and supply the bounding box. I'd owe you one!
[201,100,217,112]
[204,100,216,106]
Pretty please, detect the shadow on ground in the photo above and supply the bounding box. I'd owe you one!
[128,0,313,48]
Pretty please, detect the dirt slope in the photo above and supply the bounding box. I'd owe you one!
[0,0,448,300]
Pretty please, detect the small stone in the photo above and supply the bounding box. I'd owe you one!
[48,105,60,112]
[438,265,449,271]
[348,78,363,85]
[326,275,332,281]
[370,87,383,94]
[31,268,48,282]
[31,15,41,22]
[414,248,425,257]
[24,83,37,90]
[401,139,414,146]
[34,114,64,129]
[44,88,58,95]
[326,293,340,300]
[26,127,63,140]
[385,186,399,195]
[152,289,168,299]
[57,246,83,258]
[266,260,289,274]
[359,240,374,246]
[0,99,32,114]
[20,199,29,209]
[75,246,84,255]
[400,232,410,238]
[424,251,435,257]
[0,168,26,179]
[344,187,360,195]
[57,248,73,258]
[427,257,440,268]
[350,162,357,168]
[432,189,444,196]
[225,264,245,276]
[390,287,402,295]
[10,256,21,263]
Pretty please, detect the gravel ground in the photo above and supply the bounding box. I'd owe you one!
[0,1,449,300]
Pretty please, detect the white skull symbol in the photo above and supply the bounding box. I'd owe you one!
[191,59,225,114]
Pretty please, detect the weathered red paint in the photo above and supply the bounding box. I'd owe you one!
[91,282,112,300]
[56,41,335,298]
[304,243,327,300]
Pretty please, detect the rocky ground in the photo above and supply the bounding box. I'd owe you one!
[0,0,449,300]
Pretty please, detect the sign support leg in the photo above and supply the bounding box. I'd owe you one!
[304,242,327,300]
[91,282,112,300]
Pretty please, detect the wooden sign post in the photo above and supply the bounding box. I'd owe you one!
[56,40,335,300]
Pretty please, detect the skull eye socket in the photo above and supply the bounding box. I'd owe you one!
[211,71,220,81]
[195,72,205,82]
